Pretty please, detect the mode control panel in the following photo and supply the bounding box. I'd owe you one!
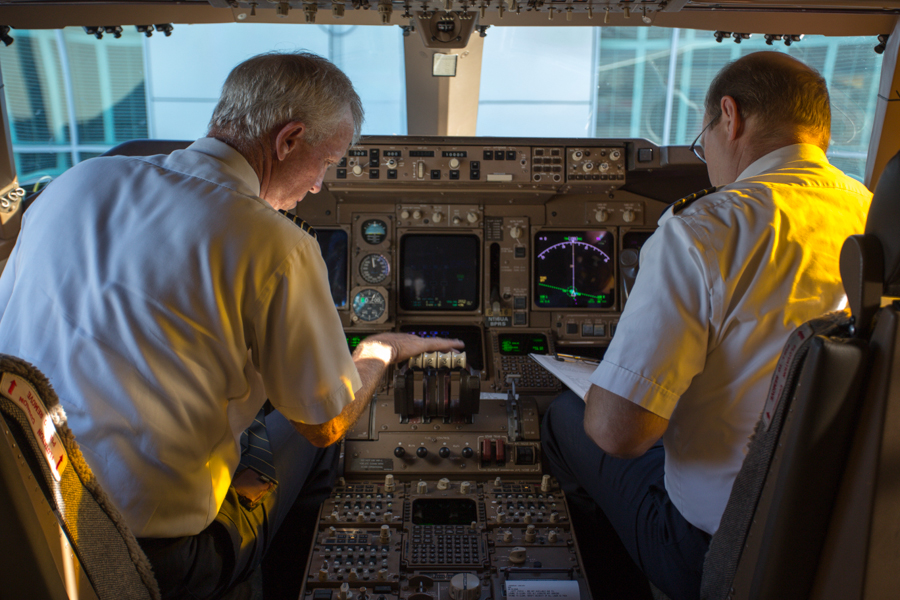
[326,139,629,190]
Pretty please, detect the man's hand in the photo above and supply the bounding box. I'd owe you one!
[353,332,465,365]
[291,334,464,447]
[583,384,668,459]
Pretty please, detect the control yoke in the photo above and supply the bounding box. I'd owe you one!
[393,351,480,423]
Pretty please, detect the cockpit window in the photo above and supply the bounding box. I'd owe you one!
[0,24,407,184]
[478,27,882,181]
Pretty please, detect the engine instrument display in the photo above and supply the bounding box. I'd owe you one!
[400,234,480,311]
[534,230,615,309]
[498,333,549,356]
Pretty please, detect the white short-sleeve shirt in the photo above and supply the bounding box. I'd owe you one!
[0,138,361,537]
[590,144,872,535]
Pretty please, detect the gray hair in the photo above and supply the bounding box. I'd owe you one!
[208,51,364,148]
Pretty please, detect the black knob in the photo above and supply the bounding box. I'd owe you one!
[439,447,451,459]
[461,447,474,459]
[416,447,428,458]
[393,447,405,458]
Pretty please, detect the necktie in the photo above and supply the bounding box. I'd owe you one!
[239,404,278,483]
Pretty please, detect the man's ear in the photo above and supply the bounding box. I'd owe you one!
[274,122,306,161]
[719,95,743,142]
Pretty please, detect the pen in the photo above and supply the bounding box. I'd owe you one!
[554,353,600,365]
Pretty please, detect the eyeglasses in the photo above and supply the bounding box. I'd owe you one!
[690,114,719,164]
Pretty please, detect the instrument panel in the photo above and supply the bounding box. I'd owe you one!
[298,136,708,396]
[292,136,708,600]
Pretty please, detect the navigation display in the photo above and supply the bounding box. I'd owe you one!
[534,230,615,309]
[315,228,349,308]
[400,234,479,311]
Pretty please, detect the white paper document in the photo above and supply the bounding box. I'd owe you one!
[505,580,580,599]
[529,354,597,400]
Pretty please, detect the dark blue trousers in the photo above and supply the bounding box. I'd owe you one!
[541,391,711,600]
[138,411,339,600]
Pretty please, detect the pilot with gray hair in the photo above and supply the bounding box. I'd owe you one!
[542,51,872,600]
[0,51,461,599]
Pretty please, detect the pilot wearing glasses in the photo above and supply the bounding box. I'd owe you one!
[542,51,872,600]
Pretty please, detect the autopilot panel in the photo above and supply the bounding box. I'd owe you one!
[290,136,709,600]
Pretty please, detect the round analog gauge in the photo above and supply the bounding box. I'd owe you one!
[352,288,387,322]
[360,254,390,284]
[361,219,388,245]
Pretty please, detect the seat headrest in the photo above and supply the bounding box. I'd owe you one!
[866,150,900,297]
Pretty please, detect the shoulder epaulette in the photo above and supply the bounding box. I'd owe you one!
[279,210,318,240]
[667,186,718,215]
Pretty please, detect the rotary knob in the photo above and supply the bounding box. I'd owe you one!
[412,210,422,220]
[432,212,443,223]
[509,547,527,564]
[466,211,479,224]
[400,209,410,219]
[417,481,427,494]
[502,530,513,543]
[599,162,610,172]
[386,158,397,169]
[460,481,471,494]
[379,524,390,542]
[384,474,395,493]
[449,158,460,169]
[524,524,536,543]
[595,209,609,223]
[352,165,363,176]
[541,474,551,492]
[623,209,636,223]
[449,573,481,600]
[582,162,594,172]
[508,226,522,239]
[437,478,450,490]
[548,530,559,543]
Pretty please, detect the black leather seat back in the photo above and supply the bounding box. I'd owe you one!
[701,150,900,600]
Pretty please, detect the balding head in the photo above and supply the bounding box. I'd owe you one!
[704,51,831,152]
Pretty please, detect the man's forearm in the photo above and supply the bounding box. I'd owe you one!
[291,333,464,448]
[290,342,392,447]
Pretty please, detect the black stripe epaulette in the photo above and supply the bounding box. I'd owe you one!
[279,210,318,240]
[667,186,718,215]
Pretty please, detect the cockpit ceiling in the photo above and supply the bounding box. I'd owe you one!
[0,0,896,34]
